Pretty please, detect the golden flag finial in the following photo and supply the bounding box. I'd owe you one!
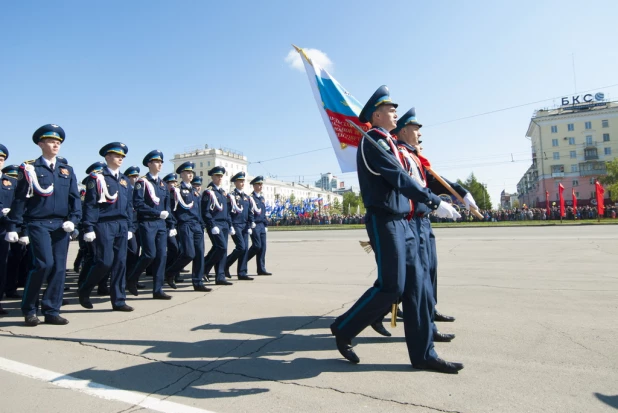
[292,44,313,67]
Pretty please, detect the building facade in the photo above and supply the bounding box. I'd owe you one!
[500,190,519,209]
[517,96,618,207]
[314,172,341,192]
[171,146,343,209]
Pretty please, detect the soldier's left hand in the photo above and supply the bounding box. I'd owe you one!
[62,221,75,232]
[18,236,30,246]
[247,228,252,235]
[464,193,478,211]
[2,208,10,216]
[128,231,133,240]
[230,227,236,236]
[169,229,177,237]
[264,227,268,233]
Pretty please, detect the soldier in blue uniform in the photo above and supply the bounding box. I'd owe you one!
[123,166,145,289]
[1,164,24,303]
[166,162,211,292]
[328,87,463,373]
[202,166,233,286]
[5,124,82,326]
[0,147,16,314]
[126,150,175,300]
[246,176,271,275]
[162,173,180,288]
[225,171,254,281]
[191,176,202,193]
[79,142,135,311]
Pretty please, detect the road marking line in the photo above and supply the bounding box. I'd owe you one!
[0,356,216,413]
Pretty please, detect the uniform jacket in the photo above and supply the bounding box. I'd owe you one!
[82,167,134,233]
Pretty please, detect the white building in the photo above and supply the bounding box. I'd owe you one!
[314,172,340,192]
[171,146,343,208]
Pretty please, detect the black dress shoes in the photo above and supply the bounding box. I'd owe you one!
[193,285,212,292]
[174,275,184,283]
[79,293,93,309]
[335,335,360,364]
[224,267,232,279]
[414,357,464,374]
[112,304,134,312]
[137,283,146,289]
[165,276,177,289]
[370,321,392,337]
[180,269,190,273]
[215,280,233,286]
[25,315,41,326]
[97,286,110,296]
[127,280,139,296]
[433,331,456,342]
[257,271,272,276]
[45,315,69,325]
[238,276,254,281]
[435,311,456,322]
[397,307,404,319]
[153,291,172,300]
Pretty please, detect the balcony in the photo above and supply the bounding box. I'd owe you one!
[584,148,599,160]
[551,172,564,178]
[579,161,606,177]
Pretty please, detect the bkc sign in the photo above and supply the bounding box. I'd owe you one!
[562,92,605,106]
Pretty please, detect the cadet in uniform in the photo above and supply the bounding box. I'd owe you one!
[126,150,175,299]
[162,173,180,288]
[191,176,202,193]
[79,142,134,311]
[202,166,232,286]
[225,172,254,281]
[246,176,271,275]
[6,124,81,326]
[328,87,463,373]
[0,148,16,314]
[4,164,29,301]
[166,161,211,292]
[124,166,144,288]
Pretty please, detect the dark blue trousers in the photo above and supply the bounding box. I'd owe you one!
[204,225,228,282]
[417,216,438,303]
[126,231,139,277]
[22,219,69,317]
[0,232,9,305]
[167,221,204,286]
[129,220,167,294]
[226,224,249,276]
[6,243,28,293]
[331,213,437,366]
[166,233,179,271]
[247,223,267,273]
[80,221,128,307]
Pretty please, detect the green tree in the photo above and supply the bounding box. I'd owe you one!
[457,173,492,210]
[289,193,296,205]
[601,159,618,201]
[342,191,359,215]
[332,197,342,214]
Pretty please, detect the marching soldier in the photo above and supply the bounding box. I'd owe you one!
[124,166,144,289]
[126,150,175,300]
[162,172,181,288]
[328,87,463,373]
[5,124,81,326]
[78,142,134,311]
[202,166,232,286]
[225,171,254,281]
[2,165,24,302]
[166,162,211,292]
[246,176,271,275]
[191,176,202,193]
[0,148,16,314]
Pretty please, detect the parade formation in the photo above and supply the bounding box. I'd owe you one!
[0,126,272,325]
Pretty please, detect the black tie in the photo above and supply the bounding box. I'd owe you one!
[50,163,54,171]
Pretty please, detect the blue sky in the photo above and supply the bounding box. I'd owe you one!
[2,0,617,206]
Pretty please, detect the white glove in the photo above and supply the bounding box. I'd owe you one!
[18,236,30,246]
[463,193,478,211]
[230,227,236,236]
[264,227,268,233]
[169,229,177,237]
[5,232,18,243]
[84,232,96,242]
[62,221,75,232]
[211,226,220,235]
[2,208,10,216]
[436,202,458,219]
[251,222,256,229]
[247,228,252,235]
[160,211,169,220]
[128,231,133,240]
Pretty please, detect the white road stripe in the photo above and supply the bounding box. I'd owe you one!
[0,356,216,413]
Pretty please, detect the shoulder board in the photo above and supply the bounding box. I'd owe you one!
[24,159,36,164]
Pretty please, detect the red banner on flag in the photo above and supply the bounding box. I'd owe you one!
[545,191,550,217]
[595,181,605,216]
[572,188,577,210]
[558,184,565,218]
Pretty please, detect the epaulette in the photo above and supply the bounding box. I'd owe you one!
[24,159,36,165]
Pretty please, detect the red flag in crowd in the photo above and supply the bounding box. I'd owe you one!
[595,181,605,216]
[558,184,565,218]
[572,188,577,209]
[545,191,550,216]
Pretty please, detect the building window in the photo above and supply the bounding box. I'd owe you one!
[603,133,610,142]
[553,152,560,160]
[589,178,596,185]
[575,192,579,198]
[605,147,612,155]
[568,137,575,145]
[570,151,576,159]
[585,121,592,129]
[602,120,609,128]
[208,161,211,167]
[200,171,203,176]
[586,136,593,145]
[571,165,578,173]
[551,126,558,133]
[552,139,559,146]
[567,123,574,131]
[572,180,579,187]
[200,162,203,167]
